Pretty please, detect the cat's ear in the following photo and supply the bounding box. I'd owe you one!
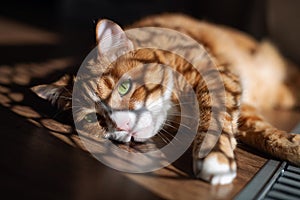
[31,75,73,110]
[95,19,134,61]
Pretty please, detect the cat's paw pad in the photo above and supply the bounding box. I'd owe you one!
[193,152,236,185]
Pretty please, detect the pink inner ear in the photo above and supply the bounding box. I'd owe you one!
[95,19,134,59]
[96,20,117,44]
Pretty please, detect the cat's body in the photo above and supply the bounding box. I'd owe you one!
[130,14,296,110]
[32,14,300,185]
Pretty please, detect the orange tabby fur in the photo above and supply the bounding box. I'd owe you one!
[31,13,300,185]
[130,14,297,109]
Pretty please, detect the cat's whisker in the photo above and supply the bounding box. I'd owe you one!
[160,128,180,143]
[146,99,196,115]
[163,122,178,130]
[164,122,192,132]
[159,129,178,145]
[146,99,171,110]
[165,119,192,130]
[157,132,173,145]
[167,113,197,120]
[165,118,180,124]
[57,96,72,100]
[156,132,169,144]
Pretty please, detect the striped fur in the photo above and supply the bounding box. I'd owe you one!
[32,13,300,185]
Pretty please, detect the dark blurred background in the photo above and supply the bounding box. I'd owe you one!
[1,0,299,65]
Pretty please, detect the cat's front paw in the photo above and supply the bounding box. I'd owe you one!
[193,152,237,185]
[104,131,132,143]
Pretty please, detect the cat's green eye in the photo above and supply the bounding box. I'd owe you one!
[84,113,98,123]
[117,79,132,96]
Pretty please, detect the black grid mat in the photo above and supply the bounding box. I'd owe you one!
[235,124,300,200]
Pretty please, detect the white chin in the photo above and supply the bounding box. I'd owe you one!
[132,137,148,142]
[131,126,156,142]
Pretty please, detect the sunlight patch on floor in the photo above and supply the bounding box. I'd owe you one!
[0,17,60,45]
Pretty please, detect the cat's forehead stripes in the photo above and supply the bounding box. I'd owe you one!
[95,51,174,111]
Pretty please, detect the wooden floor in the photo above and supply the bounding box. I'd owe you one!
[0,11,300,200]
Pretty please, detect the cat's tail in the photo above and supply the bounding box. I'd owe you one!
[237,104,300,166]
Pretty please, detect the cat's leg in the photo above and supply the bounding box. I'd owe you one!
[192,65,242,185]
[237,104,300,166]
[193,111,238,185]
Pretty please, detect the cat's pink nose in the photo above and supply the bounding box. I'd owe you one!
[111,111,135,132]
[116,121,131,132]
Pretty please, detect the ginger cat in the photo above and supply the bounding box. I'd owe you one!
[32,14,300,185]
